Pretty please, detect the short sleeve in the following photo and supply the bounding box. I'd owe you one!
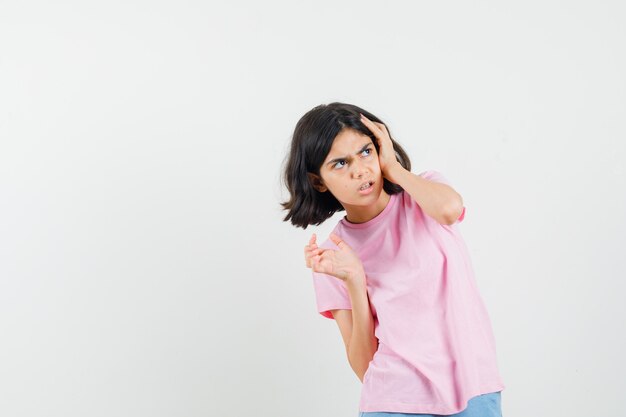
[419,170,466,224]
[311,270,352,319]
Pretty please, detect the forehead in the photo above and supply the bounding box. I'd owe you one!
[326,129,372,157]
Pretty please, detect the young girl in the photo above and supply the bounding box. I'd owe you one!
[280,102,505,417]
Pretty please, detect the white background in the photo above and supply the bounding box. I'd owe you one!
[1,1,625,416]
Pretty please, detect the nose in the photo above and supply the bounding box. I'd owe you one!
[351,160,368,178]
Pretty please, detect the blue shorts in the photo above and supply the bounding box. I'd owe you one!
[358,391,502,417]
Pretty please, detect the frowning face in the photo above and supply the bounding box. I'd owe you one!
[308,128,390,224]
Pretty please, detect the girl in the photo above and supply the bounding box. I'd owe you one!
[280,102,505,417]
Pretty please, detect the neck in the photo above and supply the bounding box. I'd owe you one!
[344,191,391,224]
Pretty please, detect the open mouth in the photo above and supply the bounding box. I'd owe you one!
[358,181,374,191]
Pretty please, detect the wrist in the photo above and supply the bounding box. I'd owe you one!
[385,162,406,183]
[346,269,366,288]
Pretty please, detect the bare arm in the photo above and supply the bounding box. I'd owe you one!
[305,233,378,382]
[343,274,378,383]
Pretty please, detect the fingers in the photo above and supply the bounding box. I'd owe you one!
[311,256,321,273]
[329,232,348,250]
[311,248,328,261]
[311,250,333,273]
[310,252,325,273]
[305,247,317,268]
[360,113,382,133]
[360,113,389,140]
[308,234,318,251]
[304,233,318,267]
[308,247,330,271]
[305,233,342,272]
[305,239,330,269]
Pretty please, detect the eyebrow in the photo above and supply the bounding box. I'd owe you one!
[325,142,373,167]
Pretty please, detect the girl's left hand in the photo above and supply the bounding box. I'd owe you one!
[360,113,400,179]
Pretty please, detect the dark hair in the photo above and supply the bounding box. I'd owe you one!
[280,102,412,229]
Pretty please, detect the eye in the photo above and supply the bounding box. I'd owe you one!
[362,147,372,156]
[332,160,346,169]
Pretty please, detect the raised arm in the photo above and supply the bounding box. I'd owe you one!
[386,165,464,226]
[306,233,378,382]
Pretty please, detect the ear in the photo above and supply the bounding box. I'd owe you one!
[307,172,328,192]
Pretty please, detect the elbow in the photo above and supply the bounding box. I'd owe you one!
[348,353,371,382]
[347,342,378,383]
[443,196,464,225]
[357,370,366,384]
[355,360,371,384]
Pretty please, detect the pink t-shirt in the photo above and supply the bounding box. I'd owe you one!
[311,170,505,414]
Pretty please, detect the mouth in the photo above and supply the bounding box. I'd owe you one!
[358,180,374,193]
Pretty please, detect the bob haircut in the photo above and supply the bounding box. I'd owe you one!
[281,102,412,229]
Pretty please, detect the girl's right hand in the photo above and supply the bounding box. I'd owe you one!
[304,233,365,285]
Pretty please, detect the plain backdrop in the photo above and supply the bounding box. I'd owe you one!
[1,1,625,416]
